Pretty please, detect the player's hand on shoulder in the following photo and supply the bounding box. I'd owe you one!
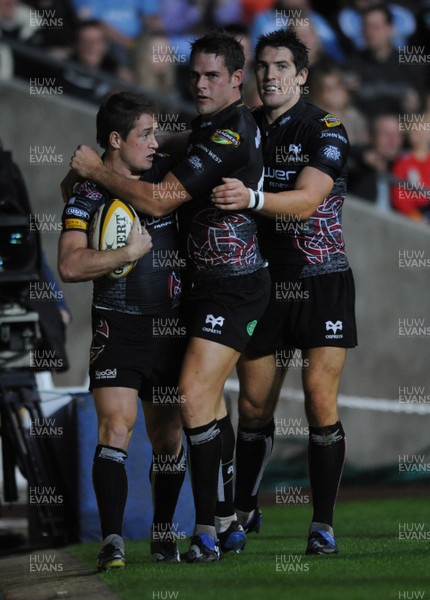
[211,177,249,211]
[71,145,103,179]
[125,218,152,260]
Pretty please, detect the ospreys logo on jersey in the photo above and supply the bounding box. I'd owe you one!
[186,154,204,173]
[320,113,342,128]
[211,129,241,147]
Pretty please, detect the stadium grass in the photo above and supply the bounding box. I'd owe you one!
[68,497,430,600]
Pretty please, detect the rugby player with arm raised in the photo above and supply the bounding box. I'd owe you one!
[64,32,270,562]
[212,28,357,555]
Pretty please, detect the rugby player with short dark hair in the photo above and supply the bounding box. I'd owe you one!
[65,32,270,562]
[212,27,357,555]
[58,92,187,570]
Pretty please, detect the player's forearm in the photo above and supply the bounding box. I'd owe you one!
[257,189,317,221]
[89,164,186,217]
[88,164,158,214]
[58,246,134,283]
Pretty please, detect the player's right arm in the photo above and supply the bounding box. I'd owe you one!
[67,146,191,217]
[58,218,152,283]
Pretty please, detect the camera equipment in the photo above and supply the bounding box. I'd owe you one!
[0,146,70,548]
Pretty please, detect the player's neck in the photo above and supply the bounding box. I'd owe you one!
[264,95,301,125]
[103,154,140,180]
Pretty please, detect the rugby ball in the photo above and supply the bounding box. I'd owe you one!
[89,198,138,279]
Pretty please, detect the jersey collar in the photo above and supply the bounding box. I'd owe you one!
[192,99,244,131]
[262,96,305,131]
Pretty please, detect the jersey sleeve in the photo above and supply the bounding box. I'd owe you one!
[61,180,107,234]
[170,127,246,197]
[306,114,349,181]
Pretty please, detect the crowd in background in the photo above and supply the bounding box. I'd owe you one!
[1,0,429,223]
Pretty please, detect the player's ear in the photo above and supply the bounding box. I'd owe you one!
[297,68,308,86]
[109,131,122,149]
[232,68,244,88]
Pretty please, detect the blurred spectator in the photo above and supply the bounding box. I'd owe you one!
[158,0,243,60]
[348,113,404,210]
[60,20,131,104]
[0,0,40,77]
[134,31,180,100]
[344,4,424,117]
[391,113,430,222]
[294,18,336,70]
[309,66,369,147]
[25,0,77,54]
[337,0,416,51]
[251,0,345,63]
[70,0,160,66]
[240,0,274,24]
[0,0,38,42]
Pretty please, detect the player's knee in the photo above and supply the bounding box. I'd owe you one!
[239,396,273,428]
[179,378,215,415]
[98,418,134,449]
[149,426,182,456]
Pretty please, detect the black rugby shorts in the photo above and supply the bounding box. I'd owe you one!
[245,268,357,357]
[89,307,187,400]
[183,267,271,352]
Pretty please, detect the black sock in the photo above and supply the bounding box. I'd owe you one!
[92,444,128,539]
[184,420,222,527]
[215,414,235,518]
[150,446,186,540]
[308,421,346,527]
[234,419,275,512]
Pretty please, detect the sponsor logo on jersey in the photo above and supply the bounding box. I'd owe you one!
[320,131,348,144]
[211,129,241,147]
[265,166,296,181]
[321,145,342,161]
[95,368,117,379]
[279,115,292,126]
[289,143,302,158]
[325,320,343,339]
[203,314,225,334]
[64,218,88,231]
[65,206,90,219]
[320,113,341,128]
[186,154,204,173]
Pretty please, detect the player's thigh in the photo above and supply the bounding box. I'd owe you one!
[93,387,139,448]
[237,353,287,426]
[142,402,183,455]
[301,346,346,426]
[179,336,240,425]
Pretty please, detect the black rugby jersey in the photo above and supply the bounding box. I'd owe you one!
[61,154,182,315]
[172,99,265,279]
[253,98,350,278]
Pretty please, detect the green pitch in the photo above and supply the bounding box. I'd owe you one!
[68,497,430,600]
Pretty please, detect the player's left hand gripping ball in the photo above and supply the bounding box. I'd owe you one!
[89,199,139,279]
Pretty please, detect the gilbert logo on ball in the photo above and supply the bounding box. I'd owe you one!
[89,199,138,279]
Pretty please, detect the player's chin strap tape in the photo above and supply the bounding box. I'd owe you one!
[247,188,265,211]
